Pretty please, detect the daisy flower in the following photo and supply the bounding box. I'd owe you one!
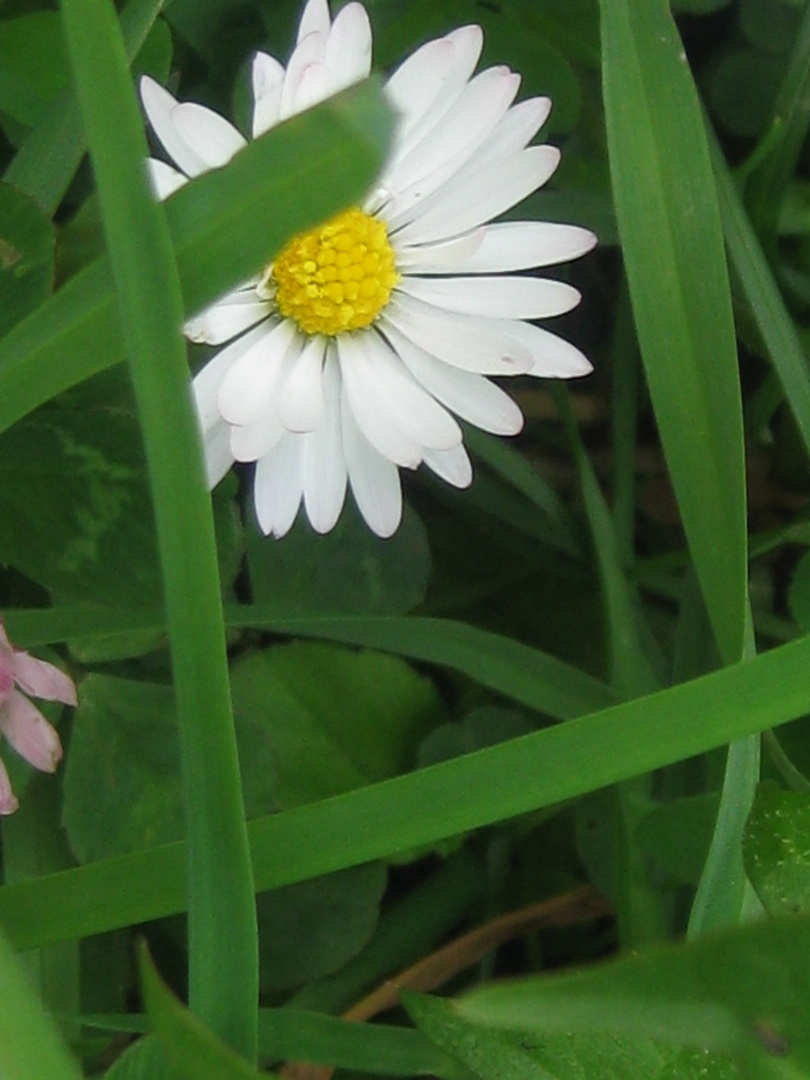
[140,0,596,538]
[0,619,77,814]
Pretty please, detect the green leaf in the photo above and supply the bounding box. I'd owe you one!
[0,77,395,436]
[743,782,810,917]
[257,863,386,994]
[0,404,241,657]
[405,992,741,1080]
[0,181,54,337]
[139,945,263,1080]
[246,504,431,616]
[0,921,83,1080]
[230,642,445,809]
[453,915,810,1072]
[599,0,747,664]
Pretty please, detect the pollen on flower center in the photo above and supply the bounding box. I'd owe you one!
[266,207,399,336]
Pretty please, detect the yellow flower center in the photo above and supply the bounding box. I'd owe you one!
[267,207,399,336]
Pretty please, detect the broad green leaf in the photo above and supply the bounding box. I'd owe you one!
[600,0,747,664]
[405,992,740,1080]
[0,921,83,1080]
[0,78,394,436]
[0,403,241,658]
[0,181,54,337]
[230,642,445,809]
[246,504,431,616]
[63,646,442,861]
[418,706,536,767]
[743,783,810,917]
[257,863,386,993]
[454,915,810,1071]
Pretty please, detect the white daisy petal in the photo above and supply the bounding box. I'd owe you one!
[252,52,285,137]
[393,229,486,273]
[384,26,483,147]
[506,320,595,378]
[342,395,403,538]
[146,158,188,199]
[383,294,533,375]
[325,2,372,85]
[383,67,520,213]
[193,322,270,429]
[337,333,422,467]
[140,76,209,177]
[467,97,552,167]
[297,0,331,42]
[185,291,269,345]
[423,444,473,488]
[391,145,561,241]
[278,335,327,432]
[172,103,247,168]
[386,323,524,435]
[254,435,306,537]
[453,221,598,272]
[398,275,582,320]
[345,329,461,450]
[204,419,236,488]
[218,319,300,426]
[303,351,348,532]
[280,31,326,119]
[230,406,286,461]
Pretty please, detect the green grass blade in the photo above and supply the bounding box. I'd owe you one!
[60,0,257,1057]
[599,0,747,665]
[2,632,810,951]
[4,0,163,214]
[709,126,810,461]
[4,605,619,720]
[0,77,393,435]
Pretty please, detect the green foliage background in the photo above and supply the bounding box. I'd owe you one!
[3,0,810,1077]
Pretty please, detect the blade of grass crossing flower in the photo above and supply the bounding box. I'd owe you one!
[599,0,748,666]
[3,0,164,215]
[3,634,810,951]
[0,922,83,1080]
[708,125,810,461]
[60,0,257,1061]
[0,80,393,435]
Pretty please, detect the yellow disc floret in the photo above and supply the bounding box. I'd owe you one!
[266,207,399,336]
